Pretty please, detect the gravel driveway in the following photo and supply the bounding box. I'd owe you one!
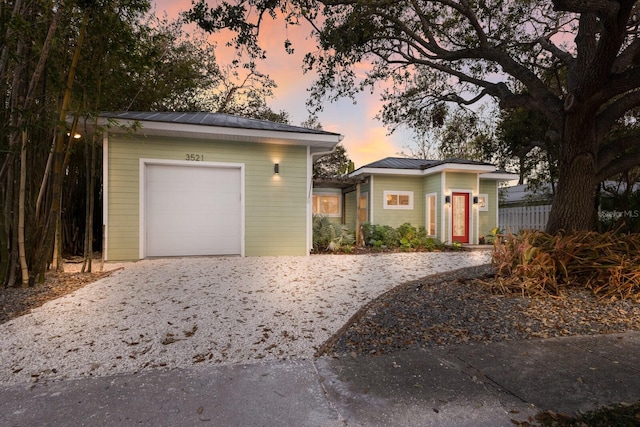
[0,252,489,385]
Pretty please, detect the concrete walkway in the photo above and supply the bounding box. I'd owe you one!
[2,331,639,426]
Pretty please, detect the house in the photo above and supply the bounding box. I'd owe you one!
[313,157,518,244]
[98,112,342,260]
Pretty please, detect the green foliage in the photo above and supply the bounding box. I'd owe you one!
[361,223,400,249]
[313,143,353,178]
[312,215,355,252]
[361,222,446,251]
[482,227,503,245]
[494,107,557,187]
[437,108,493,162]
[491,231,640,300]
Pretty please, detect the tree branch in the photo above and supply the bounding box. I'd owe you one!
[538,36,574,67]
[552,0,620,19]
[611,38,640,73]
[597,133,640,173]
[596,85,640,140]
[597,136,640,180]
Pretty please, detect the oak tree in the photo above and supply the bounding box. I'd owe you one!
[188,0,640,233]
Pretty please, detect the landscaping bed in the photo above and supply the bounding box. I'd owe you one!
[317,264,640,357]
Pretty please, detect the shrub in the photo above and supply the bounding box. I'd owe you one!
[361,223,400,248]
[361,222,446,251]
[312,215,355,252]
[491,230,640,300]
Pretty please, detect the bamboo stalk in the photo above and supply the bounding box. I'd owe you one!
[18,131,29,287]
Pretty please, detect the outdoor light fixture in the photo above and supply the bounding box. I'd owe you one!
[274,163,280,174]
[473,196,479,204]
[445,195,451,204]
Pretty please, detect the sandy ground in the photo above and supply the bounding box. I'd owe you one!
[0,252,490,385]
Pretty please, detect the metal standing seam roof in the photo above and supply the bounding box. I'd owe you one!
[99,112,341,137]
[355,157,496,171]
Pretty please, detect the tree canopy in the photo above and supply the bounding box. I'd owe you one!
[188,0,640,233]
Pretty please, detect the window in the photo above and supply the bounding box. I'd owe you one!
[383,191,414,210]
[426,193,437,236]
[313,194,341,216]
[477,194,488,211]
[358,193,368,222]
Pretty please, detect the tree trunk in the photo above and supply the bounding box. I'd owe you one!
[18,131,29,287]
[545,110,598,234]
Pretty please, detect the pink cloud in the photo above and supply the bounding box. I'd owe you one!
[151,0,405,166]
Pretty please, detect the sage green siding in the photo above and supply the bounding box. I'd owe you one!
[423,174,441,195]
[106,134,309,260]
[344,191,357,231]
[372,175,424,228]
[444,172,477,192]
[423,174,442,240]
[479,179,498,237]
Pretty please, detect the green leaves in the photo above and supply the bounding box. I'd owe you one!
[312,215,355,252]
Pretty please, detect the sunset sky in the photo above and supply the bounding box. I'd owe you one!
[152,0,409,168]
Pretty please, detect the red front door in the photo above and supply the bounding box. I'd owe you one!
[451,192,470,243]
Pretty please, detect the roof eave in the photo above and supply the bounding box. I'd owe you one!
[479,172,520,181]
[349,167,425,177]
[425,163,496,174]
[98,118,342,150]
[350,163,497,178]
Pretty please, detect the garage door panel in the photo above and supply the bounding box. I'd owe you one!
[145,164,242,257]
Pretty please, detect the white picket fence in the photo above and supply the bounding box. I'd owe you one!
[499,205,551,234]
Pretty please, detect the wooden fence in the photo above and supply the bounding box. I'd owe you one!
[499,205,551,234]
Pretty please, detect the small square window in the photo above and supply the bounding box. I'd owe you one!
[477,194,488,211]
[383,191,414,210]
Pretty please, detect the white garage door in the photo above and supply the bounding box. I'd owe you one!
[145,164,242,257]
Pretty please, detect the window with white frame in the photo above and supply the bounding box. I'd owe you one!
[312,194,341,216]
[384,191,414,209]
[477,193,488,211]
[426,193,437,236]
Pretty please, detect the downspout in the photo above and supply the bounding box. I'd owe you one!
[102,131,109,262]
[476,173,480,244]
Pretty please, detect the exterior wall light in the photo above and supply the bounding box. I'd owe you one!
[274,163,280,174]
[473,196,479,204]
[444,195,451,204]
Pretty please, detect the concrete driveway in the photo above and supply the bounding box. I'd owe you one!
[0,252,490,385]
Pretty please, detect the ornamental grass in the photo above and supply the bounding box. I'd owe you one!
[491,230,640,301]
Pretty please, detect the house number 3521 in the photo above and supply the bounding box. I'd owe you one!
[185,154,204,161]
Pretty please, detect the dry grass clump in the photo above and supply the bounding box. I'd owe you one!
[490,230,640,301]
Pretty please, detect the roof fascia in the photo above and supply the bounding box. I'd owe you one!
[425,163,496,174]
[350,163,496,178]
[98,118,342,149]
[479,172,520,181]
[350,168,424,177]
